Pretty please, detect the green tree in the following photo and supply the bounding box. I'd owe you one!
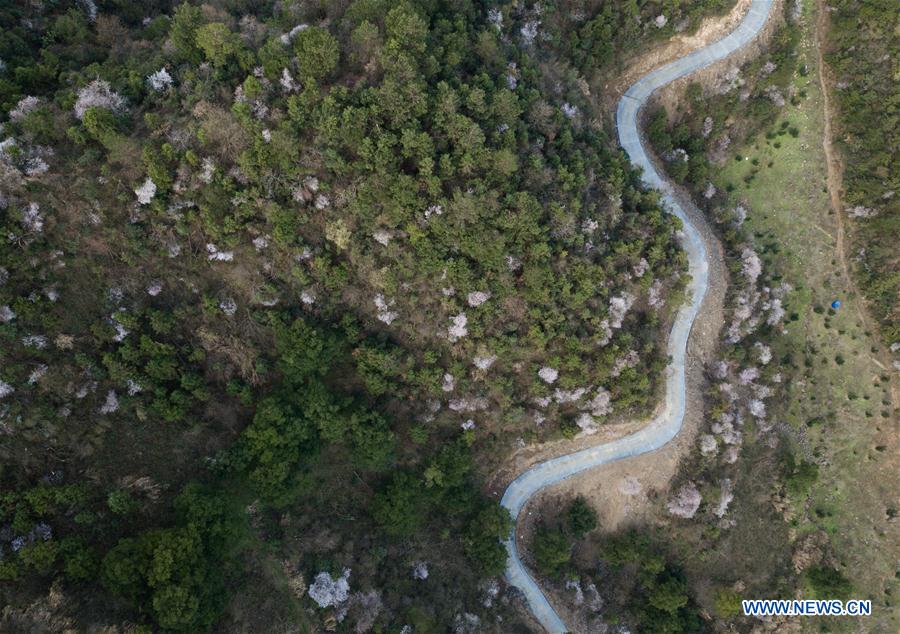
[714,587,743,618]
[372,473,426,537]
[463,505,512,576]
[238,393,318,505]
[647,574,690,614]
[169,3,204,64]
[195,23,240,68]
[805,566,852,600]
[101,484,239,632]
[532,526,572,577]
[567,496,598,537]
[293,27,339,81]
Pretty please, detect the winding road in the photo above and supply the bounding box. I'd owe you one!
[500,3,776,632]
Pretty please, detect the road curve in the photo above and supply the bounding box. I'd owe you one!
[500,3,776,632]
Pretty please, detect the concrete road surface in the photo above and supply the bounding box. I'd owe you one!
[500,3,776,632]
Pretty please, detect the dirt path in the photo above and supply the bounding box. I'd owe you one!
[813,0,899,406]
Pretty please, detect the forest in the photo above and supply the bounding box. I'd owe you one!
[0,1,725,631]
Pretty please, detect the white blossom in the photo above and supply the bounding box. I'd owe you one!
[113,321,130,342]
[716,445,738,466]
[219,298,238,316]
[488,8,503,29]
[77,0,97,21]
[22,202,44,232]
[304,176,319,193]
[424,204,443,219]
[99,390,119,414]
[9,96,40,122]
[146,68,173,91]
[582,218,599,233]
[576,413,598,435]
[442,373,456,392]
[554,387,586,403]
[755,342,772,364]
[610,350,640,377]
[146,281,163,296]
[126,379,143,396]
[280,68,301,92]
[74,79,126,120]
[565,579,584,605]
[648,281,665,309]
[206,243,234,262]
[699,434,718,455]
[374,294,398,324]
[473,354,497,370]
[24,155,49,177]
[589,387,612,416]
[520,20,540,45]
[28,364,48,385]
[738,367,759,385]
[667,482,701,518]
[766,298,785,326]
[308,568,350,609]
[655,15,668,28]
[300,290,316,305]
[633,258,649,278]
[467,291,490,307]
[280,24,309,45]
[482,579,500,608]
[412,561,429,580]
[847,205,875,219]
[199,157,216,183]
[261,128,271,143]
[608,293,634,329]
[561,103,579,119]
[22,335,48,349]
[764,85,785,107]
[449,397,489,412]
[0,380,14,398]
[749,399,766,418]
[373,229,392,246]
[453,613,481,634]
[0,305,15,322]
[713,479,734,518]
[461,419,476,431]
[135,178,157,205]
[704,182,717,199]
[741,248,762,283]
[702,116,714,138]
[448,313,468,341]
[538,366,558,384]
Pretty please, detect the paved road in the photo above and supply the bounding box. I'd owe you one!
[500,3,775,632]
